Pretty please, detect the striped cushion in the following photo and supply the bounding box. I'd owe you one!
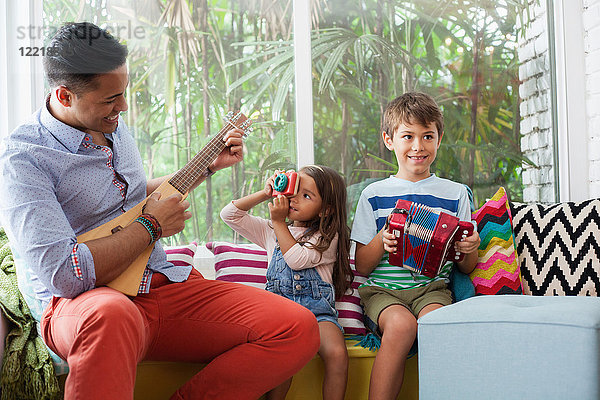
[206,242,268,289]
[164,242,197,267]
[469,187,523,295]
[206,241,366,335]
[338,260,367,335]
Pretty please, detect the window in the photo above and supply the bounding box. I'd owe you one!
[308,1,537,209]
[233,1,556,211]
[42,0,300,243]
[10,0,562,244]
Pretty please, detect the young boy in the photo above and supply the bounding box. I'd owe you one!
[351,92,480,399]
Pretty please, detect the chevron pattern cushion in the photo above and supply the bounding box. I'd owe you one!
[510,199,600,296]
[469,187,523,295]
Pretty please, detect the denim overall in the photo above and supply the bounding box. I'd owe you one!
[266,244,342,331]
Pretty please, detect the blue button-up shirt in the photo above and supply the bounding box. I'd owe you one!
[0,101,192,311]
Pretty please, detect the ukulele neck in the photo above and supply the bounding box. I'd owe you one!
[168,124,230,194]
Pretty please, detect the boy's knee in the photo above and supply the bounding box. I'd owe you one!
[379,308,417,339]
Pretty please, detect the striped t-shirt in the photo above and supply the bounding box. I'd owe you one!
[350,174,472,290]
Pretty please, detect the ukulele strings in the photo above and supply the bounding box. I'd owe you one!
[169,115,244,193]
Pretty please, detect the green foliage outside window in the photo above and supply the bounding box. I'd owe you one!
[43,0,535,244]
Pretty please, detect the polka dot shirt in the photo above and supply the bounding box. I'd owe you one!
[0,103,192,310]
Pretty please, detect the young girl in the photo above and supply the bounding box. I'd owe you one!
[220,165,353,400]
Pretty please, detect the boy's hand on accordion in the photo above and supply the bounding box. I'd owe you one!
[454,230,480,256]
[381,230,398,254]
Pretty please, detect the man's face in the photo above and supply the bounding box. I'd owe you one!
[382,119,442,182]
[67,64,129,134]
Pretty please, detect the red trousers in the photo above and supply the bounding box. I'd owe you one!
[41,270,320,399]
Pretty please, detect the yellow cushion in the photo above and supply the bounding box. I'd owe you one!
[132,339,418,400]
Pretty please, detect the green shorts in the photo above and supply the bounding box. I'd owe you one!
[359,280,452,325]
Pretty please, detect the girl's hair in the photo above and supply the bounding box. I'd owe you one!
[296,165,353,299]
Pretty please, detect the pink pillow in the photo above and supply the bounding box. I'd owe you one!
[336,259,367,335]
[206,242,268,289]
[164,242,197,267]
[206,241,366,335]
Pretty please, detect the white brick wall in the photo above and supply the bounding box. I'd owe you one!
[519,0,600,201]
[518,1,555,202]
[585,0,600,198]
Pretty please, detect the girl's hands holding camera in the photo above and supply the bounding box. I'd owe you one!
[268,194,289,224]
[263,170,280,198]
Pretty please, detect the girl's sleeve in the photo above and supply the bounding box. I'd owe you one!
[219,202,271,249]
[282,234,338,271]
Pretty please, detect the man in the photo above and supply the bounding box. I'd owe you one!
[0,22,319,399]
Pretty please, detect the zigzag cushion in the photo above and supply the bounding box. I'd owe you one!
[510,199,600,296]
[469,187,523,295]
[206,241,367,335]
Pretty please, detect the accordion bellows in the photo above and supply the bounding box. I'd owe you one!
[387,199,473,278]
[469,187,522,295]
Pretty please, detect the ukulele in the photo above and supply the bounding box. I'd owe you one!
[77,111,253,296]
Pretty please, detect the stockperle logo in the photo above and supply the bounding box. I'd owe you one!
[16,21,146,42]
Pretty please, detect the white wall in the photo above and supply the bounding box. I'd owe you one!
[584,0,600,198]
[519,0,600,202]
[518,1,555,202]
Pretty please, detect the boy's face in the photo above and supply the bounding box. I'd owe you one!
[383,120,442,182]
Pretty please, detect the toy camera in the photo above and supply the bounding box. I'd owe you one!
[272,171,300,197]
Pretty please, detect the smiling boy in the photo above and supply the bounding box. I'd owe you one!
[351,92,480,399]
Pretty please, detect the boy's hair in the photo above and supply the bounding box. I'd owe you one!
[43,22,128,96]
[296,165,353,299]
[382,92,444,138]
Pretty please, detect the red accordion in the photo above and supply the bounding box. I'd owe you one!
[386,199,474,278]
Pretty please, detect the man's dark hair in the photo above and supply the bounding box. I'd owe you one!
[43,22,128,96]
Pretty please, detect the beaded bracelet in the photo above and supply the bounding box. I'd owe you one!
[141,213,162,241]
[136,213,162,245]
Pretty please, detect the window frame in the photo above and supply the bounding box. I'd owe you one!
[0,0,45,137]
[292,0,315,168]
[549,0,589,201]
